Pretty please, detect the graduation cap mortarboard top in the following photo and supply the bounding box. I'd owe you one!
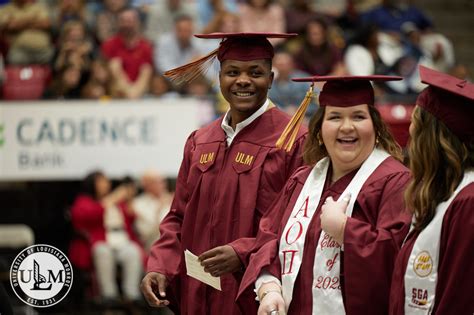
[164,32,297,84]
[417,65,474,143]
[276,75,403,152]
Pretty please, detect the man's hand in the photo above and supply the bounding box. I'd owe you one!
[140,272,170,308]
[198,245,242,277]
[320,194,350,245]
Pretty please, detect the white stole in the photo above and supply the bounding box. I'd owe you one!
[404,171,474,314]
[279,148,389,313]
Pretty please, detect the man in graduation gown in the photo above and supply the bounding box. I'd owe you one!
[238,76,413,315]
[141,32,307,315]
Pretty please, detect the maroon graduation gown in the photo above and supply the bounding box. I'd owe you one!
[389,183,474,315]
[147,107,307,315]
[239,157,411,315]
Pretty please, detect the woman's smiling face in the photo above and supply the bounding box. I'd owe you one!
[322,104,376,176]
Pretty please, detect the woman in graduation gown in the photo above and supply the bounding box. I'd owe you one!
[238,75,413,315]
[389,67,474,314]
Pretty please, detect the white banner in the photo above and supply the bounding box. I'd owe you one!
[0,99,202,180]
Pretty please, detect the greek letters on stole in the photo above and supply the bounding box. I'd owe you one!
[279,148,389,314]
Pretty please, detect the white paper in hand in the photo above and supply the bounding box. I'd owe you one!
[184,249,222,291]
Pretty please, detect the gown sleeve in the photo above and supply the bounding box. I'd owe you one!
[236,169,306,301]
[146,132,196,280]
[430,190,474,314]
[342,169,412,314]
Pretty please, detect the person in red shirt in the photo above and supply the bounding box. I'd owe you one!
[101,7,152,98]
[140,32,307,315]
[69,171,144,304]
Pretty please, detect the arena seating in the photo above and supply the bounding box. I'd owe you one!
[2,65,52,100]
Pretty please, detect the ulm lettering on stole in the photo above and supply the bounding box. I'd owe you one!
[235,152,254,166]
[199,152,214,164]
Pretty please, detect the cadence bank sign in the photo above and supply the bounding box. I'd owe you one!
[0,99,200,180]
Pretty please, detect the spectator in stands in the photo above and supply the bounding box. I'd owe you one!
[315,0,360,31]
[53,20,93,74]
[361,0,433,34]
[382,55,426,104]
[50,0,92,36]
[145,72,180,99]
[81,80,109,100]
[418,27,455,73]
[130,0,154,19]
[197,0,238,30]
[362,1,455,74]
[144,0,198,44]
[69,171,144,306]
[101,7,153,99]
[284,0,327,35]
[380,22,436,103]
[81,58,111,100]
[43,63,83,99]
[132,170,172,251]
[238,0,286,45]
[449,63,471,81]
[154,14,213,74]
[94,0,127,43]
[0,0,54,65]
[344,24,388,76]
[310,0,349,21]
[201,10,240,34]
[294,17,345,76]
[269,50,313,115]
[108,57,152,99]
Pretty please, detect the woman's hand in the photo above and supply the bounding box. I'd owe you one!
[257,283,285,315]
[320,194,350,244]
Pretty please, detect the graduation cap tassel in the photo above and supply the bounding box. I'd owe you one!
[163,48,219,85]
[276,85,314,152]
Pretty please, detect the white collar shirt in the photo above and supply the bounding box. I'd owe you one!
[220,99,270,146]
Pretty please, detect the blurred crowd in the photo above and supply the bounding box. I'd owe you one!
[68,169,173,309]
[0,0,471,116]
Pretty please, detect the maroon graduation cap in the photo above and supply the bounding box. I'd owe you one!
[417,65,474,142]
[292,75,402,107]
[164,32,296,84]
[276,75,402,151]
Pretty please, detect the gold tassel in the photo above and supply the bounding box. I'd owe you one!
[163,48,219,85]
[276,85,314,152]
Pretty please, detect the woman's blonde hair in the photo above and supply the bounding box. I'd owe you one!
[303,105,403,165]
[405,106,474,231]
